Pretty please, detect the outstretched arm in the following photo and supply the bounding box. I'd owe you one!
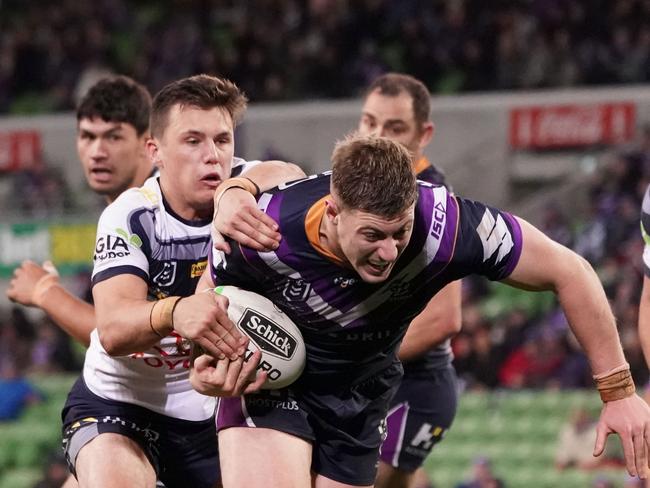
[7,260,94,346]
[505,217,650,478]
[399,280,462,361]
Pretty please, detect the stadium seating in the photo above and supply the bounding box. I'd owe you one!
[0,374,76,488]
[425,389,628,488]
[0,375,632,488]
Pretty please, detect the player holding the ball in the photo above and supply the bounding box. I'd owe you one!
[195,133,650,488]
[59,74,304,488]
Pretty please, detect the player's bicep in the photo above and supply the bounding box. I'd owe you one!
[92,274,149,327]
[502,217,572,291]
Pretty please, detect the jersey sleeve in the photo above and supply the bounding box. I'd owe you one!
[450,196,523,281]
[91,191,151,286]
[208,244,261,291]
[231,157,261,177]
[641,185,650,277]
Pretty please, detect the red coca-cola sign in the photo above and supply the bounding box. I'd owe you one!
[0,130,42,171]
[510,103,636,149]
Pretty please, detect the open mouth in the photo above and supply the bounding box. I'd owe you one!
[89,167,113,182]
[201,174,222,187]
[367,261,389,274]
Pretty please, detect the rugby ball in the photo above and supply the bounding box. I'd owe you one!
[214,285,306,389]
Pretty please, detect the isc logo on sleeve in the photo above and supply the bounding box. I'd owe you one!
[239,309,298,360]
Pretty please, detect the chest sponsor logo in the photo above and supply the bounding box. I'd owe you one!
[282,278,311,302]
[94,235,130,261]
[239,309,297,359]
[153,261,177,287]
[191,260,207,278]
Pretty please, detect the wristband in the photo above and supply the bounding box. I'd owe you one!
[594,365,636,402]
[32,274,60,307]
[213,176,260,218]
[216,177,259,200]
[149,296,182,338]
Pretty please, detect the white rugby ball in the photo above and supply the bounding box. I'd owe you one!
[214,285,306,389]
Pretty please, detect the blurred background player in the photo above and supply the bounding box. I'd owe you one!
[358,73,462,488]
[7,75,153,346]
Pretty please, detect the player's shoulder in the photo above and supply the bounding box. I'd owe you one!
[106,176,161,214]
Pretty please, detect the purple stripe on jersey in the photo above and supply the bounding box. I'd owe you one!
[500,212,523,278]
[216,397,248,429]
[379,402,409,465]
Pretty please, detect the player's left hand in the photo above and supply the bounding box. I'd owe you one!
[190,350,267,397]
[7,260,59,307]
[594,394,650,478]
[212,188,281,253]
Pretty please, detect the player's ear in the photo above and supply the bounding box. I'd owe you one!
[147,138,163,169]
[418,121,434,150]
[325,199,339,225]
[139,131,151,158]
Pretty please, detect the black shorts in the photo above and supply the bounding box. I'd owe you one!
[216,362,403,486]
[379,365,458,471]
[61,377,219,488]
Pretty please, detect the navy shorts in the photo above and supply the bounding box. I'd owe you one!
[379,365,458,471]
[61,377,219,488]
[217,362,403,486]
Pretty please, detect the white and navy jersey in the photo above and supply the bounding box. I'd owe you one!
[642,184,650,277]
[84,157,257,421]
[210,172,523,388]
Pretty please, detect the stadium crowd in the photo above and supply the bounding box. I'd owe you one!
[453,126,650,391]
[0,0,649,113]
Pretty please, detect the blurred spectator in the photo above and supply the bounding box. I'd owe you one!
[0,0,649,112]
[456,456,505,488]
[0,361,41,421]
[34,451,69,488]
[555,407,623,471]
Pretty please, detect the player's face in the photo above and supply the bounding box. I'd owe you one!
[359,89,425,157]
[336,206,415,283]
[151,105,234,220]
[77,117,148,201]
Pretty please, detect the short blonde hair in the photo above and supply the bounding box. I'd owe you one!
[331,134,417,218]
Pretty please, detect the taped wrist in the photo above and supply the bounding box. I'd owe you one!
[214,177,259,216]
[594,364,635,402]
[149,296,183,338]
[32,274,60,307]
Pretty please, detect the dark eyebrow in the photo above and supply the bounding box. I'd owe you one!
[78,125,124,137]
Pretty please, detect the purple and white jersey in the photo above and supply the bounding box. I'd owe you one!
[642,184,650,276]
[85,157,258,421]
[410,157,453,371]
[210,173,523,387]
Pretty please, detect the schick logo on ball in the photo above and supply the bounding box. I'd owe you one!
[239,309,297,360]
